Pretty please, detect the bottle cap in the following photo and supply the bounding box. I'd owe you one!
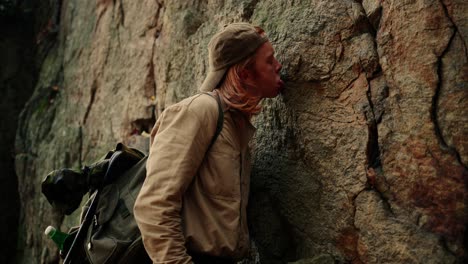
[45,226,56,236]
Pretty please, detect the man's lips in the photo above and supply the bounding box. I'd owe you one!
[278,79,284,90]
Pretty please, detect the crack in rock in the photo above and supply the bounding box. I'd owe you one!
[431,25,467,168]
[83,80,98,125]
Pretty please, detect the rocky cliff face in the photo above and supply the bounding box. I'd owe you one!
[15,0,466,263]
[0,1,38,263]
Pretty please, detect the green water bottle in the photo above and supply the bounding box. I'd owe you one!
[44,226,69,250]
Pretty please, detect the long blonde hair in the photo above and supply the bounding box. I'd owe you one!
[216,26,265,118]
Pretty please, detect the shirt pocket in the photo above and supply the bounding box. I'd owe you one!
[198,149,241,199]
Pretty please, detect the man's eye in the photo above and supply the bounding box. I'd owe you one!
[266,56,274,64]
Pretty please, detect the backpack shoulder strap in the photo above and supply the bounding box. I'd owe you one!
[202,92,224,151]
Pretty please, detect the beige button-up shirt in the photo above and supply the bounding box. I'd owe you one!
[134,92,255,264]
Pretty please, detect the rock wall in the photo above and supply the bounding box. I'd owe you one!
[0,1,38,263]
[15,0,466,263]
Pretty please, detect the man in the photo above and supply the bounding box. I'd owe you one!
[134,22,283,264]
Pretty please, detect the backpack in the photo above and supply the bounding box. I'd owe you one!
[41,93,224,264]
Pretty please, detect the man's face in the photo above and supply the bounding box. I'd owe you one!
[247,41,283,98]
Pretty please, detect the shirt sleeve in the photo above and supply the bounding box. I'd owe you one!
[134,104,215,264]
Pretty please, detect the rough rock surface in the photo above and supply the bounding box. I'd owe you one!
[0,1,37,263]
[14,0,466,263]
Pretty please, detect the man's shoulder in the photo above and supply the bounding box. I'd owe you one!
[173,93,219,120]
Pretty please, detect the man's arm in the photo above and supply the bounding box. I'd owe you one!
[134,103,216,264]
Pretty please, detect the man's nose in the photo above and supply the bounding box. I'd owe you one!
[276,61,282,73]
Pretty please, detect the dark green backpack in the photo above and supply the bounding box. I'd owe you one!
[41,93,224,264]
[43,144,152,264]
